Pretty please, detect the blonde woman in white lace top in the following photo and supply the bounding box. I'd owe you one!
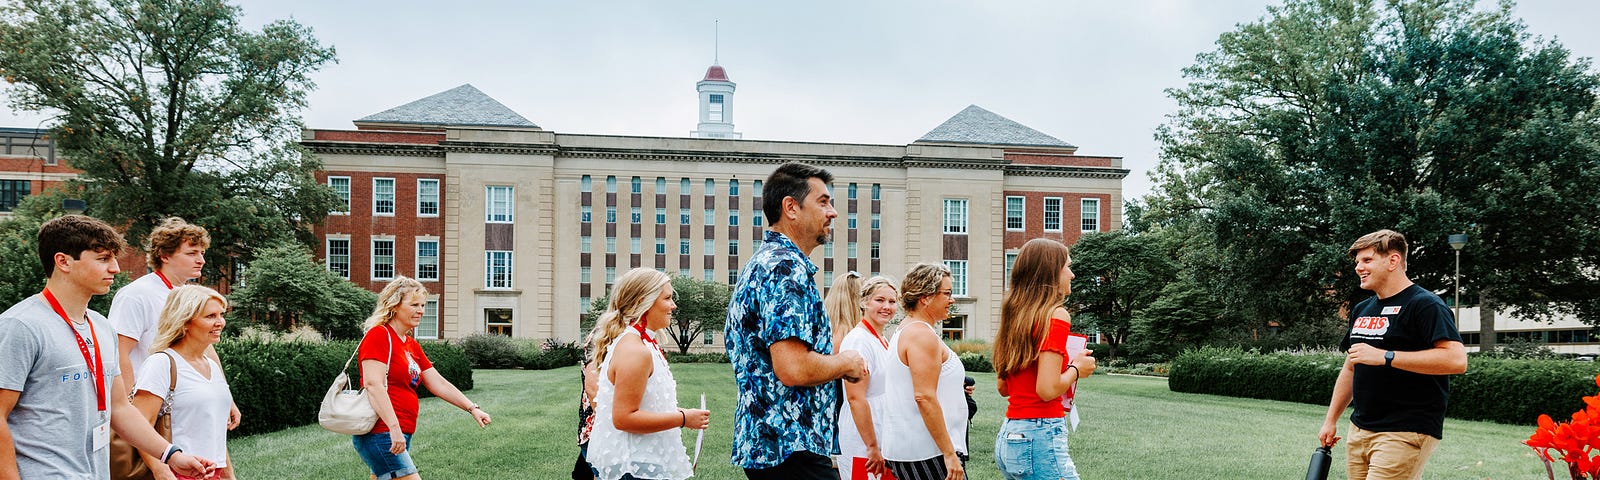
[587,268,711,480]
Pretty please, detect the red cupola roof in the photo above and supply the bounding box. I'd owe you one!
[703,65,730,82]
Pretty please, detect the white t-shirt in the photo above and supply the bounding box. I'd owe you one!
[135,349,233,468]
[109,273,171,371]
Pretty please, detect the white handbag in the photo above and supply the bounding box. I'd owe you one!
[318,331,391,435]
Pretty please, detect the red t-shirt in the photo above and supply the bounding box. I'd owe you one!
[1004,317,1074,419]
[358,325,433,434]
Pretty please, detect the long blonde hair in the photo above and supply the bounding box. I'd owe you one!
[362,276,429,332]
[586,268,672,365]
[151,285,229,352]
[993,239,1072,379]
[824,271,865,345]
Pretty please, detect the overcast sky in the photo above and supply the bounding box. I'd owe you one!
[3,1,1595,200]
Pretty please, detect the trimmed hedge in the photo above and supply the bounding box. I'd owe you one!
[1168,347,1600,425]
[217,339,472,437]
[457,334,584,370]
[959,352,993,373]
[665,352,729,363]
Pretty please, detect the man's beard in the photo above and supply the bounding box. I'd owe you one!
[816,230,831,246]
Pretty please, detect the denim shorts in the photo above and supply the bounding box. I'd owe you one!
[995,417,1079,480]
[352,432,418,480]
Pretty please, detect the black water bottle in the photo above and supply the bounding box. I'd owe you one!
[1305,445,1333,480]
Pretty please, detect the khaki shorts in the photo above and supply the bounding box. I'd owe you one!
[1346,424,1440,480]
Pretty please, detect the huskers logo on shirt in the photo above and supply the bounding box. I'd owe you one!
[1352,316,1390,338]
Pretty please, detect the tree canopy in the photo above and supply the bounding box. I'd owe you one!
[0,0,339,277]
[1149,0,1600,344]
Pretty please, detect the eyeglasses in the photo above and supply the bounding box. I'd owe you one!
[938,290,954,297]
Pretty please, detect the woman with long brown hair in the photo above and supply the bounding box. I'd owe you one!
[991,239,1096,480]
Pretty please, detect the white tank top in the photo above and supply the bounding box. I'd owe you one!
[588,329,694,480]
[880,321,968,461]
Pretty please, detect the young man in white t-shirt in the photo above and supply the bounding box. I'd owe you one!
[110,217,240,430]
[0,214,213,479]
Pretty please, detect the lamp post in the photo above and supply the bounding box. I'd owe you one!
[1448,233,1469,322]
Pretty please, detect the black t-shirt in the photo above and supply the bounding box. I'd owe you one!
[1340,283,1463,439]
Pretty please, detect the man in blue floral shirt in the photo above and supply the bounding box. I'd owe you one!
[726,162,868,479]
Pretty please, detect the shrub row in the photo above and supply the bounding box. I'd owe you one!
[217,338,472,437]
[456,334,584,370]
[665,352,729,363]
[1168,347,1600,425]
[959,352,993,373]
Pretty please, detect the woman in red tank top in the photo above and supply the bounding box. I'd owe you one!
[990,239,1097,480]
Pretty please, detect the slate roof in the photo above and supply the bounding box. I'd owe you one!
[357,84,538,128]
[916,105,1074,148]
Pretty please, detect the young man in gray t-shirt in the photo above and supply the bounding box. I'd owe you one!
[0,215,213,479]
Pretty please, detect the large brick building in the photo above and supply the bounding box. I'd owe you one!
[304,66,1129,345]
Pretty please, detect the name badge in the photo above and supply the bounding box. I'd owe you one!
[1381,306,1402,315]
[93,415,110,450]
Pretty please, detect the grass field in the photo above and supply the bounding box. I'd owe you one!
[233,365,1548,479]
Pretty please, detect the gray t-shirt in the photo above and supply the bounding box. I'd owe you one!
[0,294,121,480]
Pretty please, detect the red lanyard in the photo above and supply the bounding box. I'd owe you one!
[153,270,174,289]
[860,320,889,350]
[633,322,663,356]
[43,288,106,412]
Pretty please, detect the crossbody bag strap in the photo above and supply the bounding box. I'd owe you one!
[159,350,179,416]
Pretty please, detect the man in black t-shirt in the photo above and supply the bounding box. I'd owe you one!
[1318,229,1467,480]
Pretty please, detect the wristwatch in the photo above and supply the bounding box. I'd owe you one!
[1383,350,1395,367]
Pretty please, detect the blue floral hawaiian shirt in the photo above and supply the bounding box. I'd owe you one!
[725,230,840,469]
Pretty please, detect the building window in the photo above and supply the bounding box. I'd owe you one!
[680,240,690,255]
[1006,196,1025,231]
[485,251,513,289]
[704,331,715,345]
[606,206,617,223]
[328,176,350,214]
[729,211,739,226]
[871,242,880,259]
[371,239,395,281]
[630,237,641,254]
[606,267,616,284]
[0,180,29,212]
[704,209,715,226]
[728,270,738,285]
[679,267,691,278]
[485,308,513,336]
[417,300,439,340]
[326,238,350,279]
[824,243,833,258]
[708,94,725,122]
[1082,198,1101,232]
[580,236,591,253]
[729,179,740,197]
[415,240,439,281]
[631,206,642,223]
[581,175,592,192]
[631,176,641,194]
[581,206,592,223]
[872,184,881,200]
[943,199,968,234]
[580,266,591,283]
[705,178,716,196]
[1005,252,1018,287]
[655,238,666,255]
[655,208,666,224]
[656,177,666,192]
[606,176,616,193]
[847,213,857,229]
[703,269,714,282]
[847,242,857,258]
[729,240,739,256]
[945,260,968,297]
[754,211,764,227]
[606,237,617,254]
[753,180,763,196]
[680,178,690,194]
[941,316,965,340]
[486,186,514,223]
[417,179,440,217]
[680,208,691,224]
[373,178,396,215]
[1043,197,1063,232]
[704,240,716,256]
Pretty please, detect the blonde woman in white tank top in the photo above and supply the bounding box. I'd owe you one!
[586,268,711,480]
[881,263,968,480]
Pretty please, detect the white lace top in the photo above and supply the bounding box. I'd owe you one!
[589,329,694,480]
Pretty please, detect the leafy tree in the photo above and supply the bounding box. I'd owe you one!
[1068,230,1178,359]
[580,275,731,354]
[0,193,127,313]
[228,242,375,339]
[1150,0,1600,349]
[0,0,339,279]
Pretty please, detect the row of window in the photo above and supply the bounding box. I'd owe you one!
[578,236,883,260]
[581,175,884,201]
[1001,196,1101,233]
[328,177,441,217]
[0,179,30,212]
[326,237,440,282]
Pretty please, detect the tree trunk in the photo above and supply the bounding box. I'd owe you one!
[1479,289,1497,353]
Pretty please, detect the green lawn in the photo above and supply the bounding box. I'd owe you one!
[233,365,1548,479]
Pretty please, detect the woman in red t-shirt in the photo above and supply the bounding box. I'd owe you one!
[990,239,1097,480]
[353,277,492,480]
